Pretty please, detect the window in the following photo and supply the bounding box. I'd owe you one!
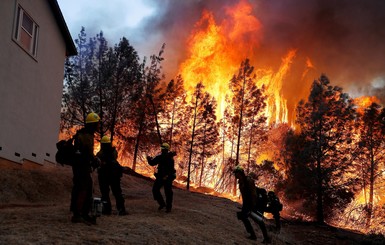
[14,5,39,57]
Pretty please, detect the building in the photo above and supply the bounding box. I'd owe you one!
[0,0,76,168]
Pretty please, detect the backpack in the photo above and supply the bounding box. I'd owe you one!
[267,191,283,212]
[255,187,268,211]
[55,138,75,166]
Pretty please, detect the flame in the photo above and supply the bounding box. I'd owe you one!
[262,50,296,124]
[179,0,262,117]
[354,96,380,114]
[179,0,295,124]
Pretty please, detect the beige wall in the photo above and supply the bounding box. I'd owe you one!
[0,0,67,165]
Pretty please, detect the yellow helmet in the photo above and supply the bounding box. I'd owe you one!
[100,135,111,144]
[161,143,170,150]
[86,112,100,124]
[233,165,244,174]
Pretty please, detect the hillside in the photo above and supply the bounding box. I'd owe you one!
[0,163,383,245]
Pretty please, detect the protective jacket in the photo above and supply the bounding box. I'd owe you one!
[70,127,96,217]
[97,147,122,176]
[74,128,97,172]
[96,146,125,215]
[148,152,176,179]
[237,174,270,242]
[238,176,258,213]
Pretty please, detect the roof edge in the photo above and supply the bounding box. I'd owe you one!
[48,0,77,56]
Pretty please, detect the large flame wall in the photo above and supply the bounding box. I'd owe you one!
[139,0,385,124]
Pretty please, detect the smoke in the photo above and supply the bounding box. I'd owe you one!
[256,0,385,97]
[138,0,385,104]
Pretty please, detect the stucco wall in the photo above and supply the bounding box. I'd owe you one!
[0,0,67,165]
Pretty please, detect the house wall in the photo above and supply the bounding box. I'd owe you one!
[0,0,67,165]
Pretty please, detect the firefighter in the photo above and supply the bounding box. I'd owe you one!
[97,135,127,216]
[70,112,100,225]
[266,191,282,232]
[146,143,176,213]
[234,165,271,243]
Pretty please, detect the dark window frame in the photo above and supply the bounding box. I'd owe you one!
[13,4,39,58]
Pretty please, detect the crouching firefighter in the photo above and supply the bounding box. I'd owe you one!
[70,112,101,225]
[97,135,127,216]
[234,165,271,244]
[146,143,176,213]
[265,191,282,232]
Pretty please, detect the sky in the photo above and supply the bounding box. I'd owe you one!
[57,0,155,54]
[57,0,385,104]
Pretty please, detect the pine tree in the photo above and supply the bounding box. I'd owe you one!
[355,103,385,227]
[62,27,98,130]
[131,44,165,171]
[158,76,191,178]
[186,82,219,190]
[228,58,267,194]
[295,74,356,224]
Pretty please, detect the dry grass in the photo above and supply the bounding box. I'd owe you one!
[0,164,380,245]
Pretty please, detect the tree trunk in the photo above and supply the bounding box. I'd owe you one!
[187,95,198,190]
[199,125,207,187]
[234,72,246,195]
[316,158,324,224]
[169,99,176,145]
[132,116,144,171]
[366,151,375,228]
[148,94,162,144]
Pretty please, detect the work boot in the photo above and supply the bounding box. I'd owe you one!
[158,204,166,211]
[102,206,112,215]
[247,234,257,240]
[262,237,271,244]
[82,215,97,225]
[118,209,128,216]
[71,215,92,226]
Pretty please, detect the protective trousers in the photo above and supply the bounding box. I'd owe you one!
[152,177,173,210]
[71,166,93,216]
[241,210,269,240]
[98,170,125,214]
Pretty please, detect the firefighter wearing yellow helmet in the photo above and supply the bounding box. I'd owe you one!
[97,135,127,216]
[85,112,100,124]
[233,164,271,243]
[100,135,111,144]
[70,112,100,225]
[146,142,176,213]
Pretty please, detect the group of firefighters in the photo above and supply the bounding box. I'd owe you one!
[68,112,280,243]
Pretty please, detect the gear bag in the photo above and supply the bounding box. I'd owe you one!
[267,191,283,212]
[255,187,268,212]
[55,138,75,166]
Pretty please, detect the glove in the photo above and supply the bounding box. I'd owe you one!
[91,157,101,170]
[236,211,244,220]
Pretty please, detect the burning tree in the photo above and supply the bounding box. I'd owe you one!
[157,75,191,179]
[186,82,219,190]
[96,37,142,140]
[131,45,166,171]
[290,74,356,224]
[158,75,190,153]
[354,102,385,228]
[228,58,267,194]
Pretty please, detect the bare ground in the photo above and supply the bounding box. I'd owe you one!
[0,163,383,245]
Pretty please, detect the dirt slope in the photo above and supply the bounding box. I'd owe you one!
[0,164,382,245]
